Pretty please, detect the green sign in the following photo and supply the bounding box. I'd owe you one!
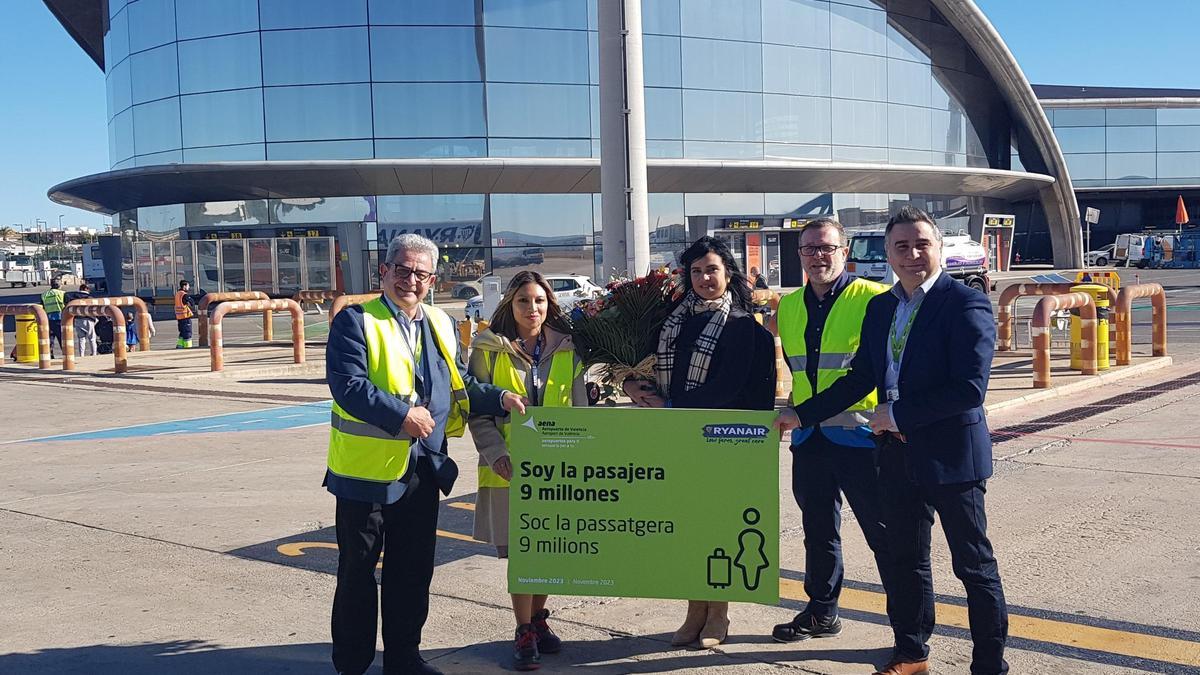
[507,407,780,603]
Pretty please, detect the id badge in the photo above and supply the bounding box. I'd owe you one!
[887,388,899,402]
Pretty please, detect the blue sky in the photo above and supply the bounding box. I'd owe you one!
[2,1,1199,234]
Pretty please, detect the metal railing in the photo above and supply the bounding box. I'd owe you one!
[209,299,305,372]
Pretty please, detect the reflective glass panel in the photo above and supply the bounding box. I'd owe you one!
[106,8,130,66]
[305,238,334,290]
[682,90,763,142]
[369,0,475,25]
[176,0,259,40]
[1063,153,1105,180]
[267,140,375,160]
[831,98,887,146]
[1052,126,1105,154]
[762,45,830,97]
[485,27,589,84]
[132,98,182,155]
[1157,152,1200,179]
[276,238,303,294]
[270,197,374,224]
[1105,107,1156,126]
[490,194,593,245]
[183,144,267,162]
[178,32,263,94]
[681,38,762,92]
[685,193,765,216]
[136,150,184,166]
[220,240,247,292]
[110,0,128,20]
[486,83,591,138]
[930,108,964,153]
[264,84,373,141]
[370,27,481,82]
[647,140,684,157]
[679,0,761,41]
[833,145,887,162]
[375,138,487,158]
[488,138,592,157]
[259,0,367,29]
[643,0,681,34]
[643,35,682,88]
[107,59,133,117]
[888,104,932,150]
[829,3,886,56]
[130,44,179,104]
[761,0,830,49]
[248,239,274,293]
[830,51,886,102]
[373,83,485,137]
[1106,153,1155,180]
[186,200,269,226]
[886,17,931,64]
[181,89,266,147]
[110,109,136,163]
[1105,126,1156,153]
[645,87,683,140]
[1156,108,1200,125]
[887,58,931,107]
[684,141,763,158]
[1050,108,1105,127]
[127,0,176,53]
[764,143,832,160]
[173,240,195,287]
[134,241,152,293]
[138,204,186,233]
[262,28,371,86]
[153,241,174,295]
[196,240,219,291]
[763,94,831,144]
[1157,126,1200,152]
[483,0,588,29]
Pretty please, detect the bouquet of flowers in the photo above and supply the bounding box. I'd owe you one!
[568,269,681,400]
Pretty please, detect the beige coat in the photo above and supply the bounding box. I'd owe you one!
[467,326,588,555]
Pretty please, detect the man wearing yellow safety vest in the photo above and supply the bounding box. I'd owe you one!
[174,279,196,349]
[325,233,526,675]
[767,218,899,649]
[40,278,66,359]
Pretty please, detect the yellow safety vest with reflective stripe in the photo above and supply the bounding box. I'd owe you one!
[41,288,65,314]
[478,348,580,489]
[777,277,889,414]
[327,298,471,486]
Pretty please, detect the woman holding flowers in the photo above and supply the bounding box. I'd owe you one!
[623,236,777,649]
[468,270,588,671]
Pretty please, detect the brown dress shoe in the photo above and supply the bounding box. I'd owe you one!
[873,659,929,675]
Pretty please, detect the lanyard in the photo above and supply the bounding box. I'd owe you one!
[519,333,545,406]
[889,298,923,365]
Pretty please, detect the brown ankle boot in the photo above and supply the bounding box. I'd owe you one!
[697,601,730,649]
[670,600,708,646]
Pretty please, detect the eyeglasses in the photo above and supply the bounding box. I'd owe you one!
[799,244,843,257]
[385,263,434,282]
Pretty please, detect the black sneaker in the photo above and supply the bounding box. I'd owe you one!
[513,623,541,671]
[771,610,843,642]
[532,609,562,654]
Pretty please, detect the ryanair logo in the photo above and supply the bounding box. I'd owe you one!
[703,424,770,439]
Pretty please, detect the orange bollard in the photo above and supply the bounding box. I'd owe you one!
[1031,292,1095,388]
[1114,283,1167,365]
[0,304,52,369]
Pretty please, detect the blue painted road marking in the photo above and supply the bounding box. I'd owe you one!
[12,401,332,444]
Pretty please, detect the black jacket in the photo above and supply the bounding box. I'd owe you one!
[667,308,776,411]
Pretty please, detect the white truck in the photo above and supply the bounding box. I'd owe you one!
[1,253,39,288]
[1113,233,1154,268]
[845,230,992,294]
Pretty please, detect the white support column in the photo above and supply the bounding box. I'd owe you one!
[622,0,650,276]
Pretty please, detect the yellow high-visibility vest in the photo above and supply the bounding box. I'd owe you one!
[41,289,65,314]
[777,277,889,415]
[327,299,470,487]
[477,348,580,489]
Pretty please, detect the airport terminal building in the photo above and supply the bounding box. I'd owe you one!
[45,0,1083,299]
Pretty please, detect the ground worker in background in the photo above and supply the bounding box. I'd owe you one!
[40,278,66,359]
[67,282,98,357]
[174,279,196,349]
[768,218,900,650]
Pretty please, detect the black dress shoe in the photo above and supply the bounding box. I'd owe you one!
[385,651,444,675]
[771,609,843,642]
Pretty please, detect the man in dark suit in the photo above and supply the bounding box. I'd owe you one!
[326,234,526,675]
[775,206,1008,675]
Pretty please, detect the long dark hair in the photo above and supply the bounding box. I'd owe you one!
[677,236,754,313]
[488,270,572,340]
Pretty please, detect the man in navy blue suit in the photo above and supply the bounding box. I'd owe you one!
[775,206,1008,675]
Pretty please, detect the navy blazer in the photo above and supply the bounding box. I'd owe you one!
[793,272,996,486]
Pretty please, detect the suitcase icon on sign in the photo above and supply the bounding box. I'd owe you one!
[708,547,732,588]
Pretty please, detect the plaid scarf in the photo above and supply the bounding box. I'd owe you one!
[656,290,732,395]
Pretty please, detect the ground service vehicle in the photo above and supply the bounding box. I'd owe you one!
[1,253,39,288]
[846,230,991,294]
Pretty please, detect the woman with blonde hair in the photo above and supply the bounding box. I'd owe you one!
[468,270,588,671]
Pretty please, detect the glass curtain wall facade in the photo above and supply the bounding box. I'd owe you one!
[1044,106,1200,188]
[104,0,1028,293]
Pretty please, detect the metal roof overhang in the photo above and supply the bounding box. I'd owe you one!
[49,158,1056,215]
[43,0,105,69]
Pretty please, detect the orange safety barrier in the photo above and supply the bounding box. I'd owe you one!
[1031,293,1096,389]
[329,292,383,323]
[997,283,1117,352]
[0,304,52,369]
[294,289,344,308]
[66,296,152,351]
[209,299,305,372]
[198,291,271,347]
[1113,283,1167,365]
[63,304,129,373]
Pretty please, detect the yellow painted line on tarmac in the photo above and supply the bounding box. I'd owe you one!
[448,501,476,511]
[436,529,477,542]
[780,578,1200,667]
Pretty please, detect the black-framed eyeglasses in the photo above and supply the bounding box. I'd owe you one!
[799,244,843,257]
[384,263,434,282]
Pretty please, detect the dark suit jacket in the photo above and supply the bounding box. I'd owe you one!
[668,309,777,411]
[326,304,507,501]
[793,272,995,486]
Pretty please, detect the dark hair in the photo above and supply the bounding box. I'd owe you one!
[79,282,89,292]
[488,270,571,340]
[179,279,190,289]
[50,279,61,289]
[885,205,941,240]
[677,236,754,313]
[800,217,847,246]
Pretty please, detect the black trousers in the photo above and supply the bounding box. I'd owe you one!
[878,446,1009,675]
[332,457,439,675]
[177,318,192,340]
[48,319,63,355]
[791,444,892,620]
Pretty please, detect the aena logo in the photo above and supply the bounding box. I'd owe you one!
[522,417,556,433]
[703,424,770,439]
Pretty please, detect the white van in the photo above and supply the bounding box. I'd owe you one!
[1114,233,1152,268]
